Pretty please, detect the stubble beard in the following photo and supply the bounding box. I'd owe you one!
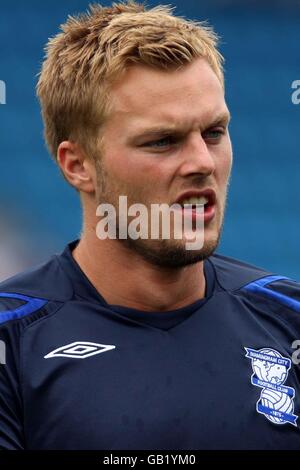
[95,162,226,269]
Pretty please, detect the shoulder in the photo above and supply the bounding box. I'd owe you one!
[209,253,273,290]
[209,253,300,314]
[0,252,73,330]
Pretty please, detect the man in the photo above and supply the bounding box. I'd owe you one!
[0,1,300,450]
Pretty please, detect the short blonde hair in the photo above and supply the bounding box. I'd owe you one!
[37,1,224,162]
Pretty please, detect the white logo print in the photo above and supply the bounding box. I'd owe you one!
[245,347,298,426]
[44,341,116,359]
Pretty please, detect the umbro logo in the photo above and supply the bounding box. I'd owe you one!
[44,341,116,359]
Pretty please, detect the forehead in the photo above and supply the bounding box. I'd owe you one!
[106,57,228,133]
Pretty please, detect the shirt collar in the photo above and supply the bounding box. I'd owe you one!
[58,239,215,307]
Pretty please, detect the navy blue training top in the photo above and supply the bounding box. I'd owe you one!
[1,240,300,450]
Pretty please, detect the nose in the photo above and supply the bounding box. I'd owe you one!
[178,132,216,177]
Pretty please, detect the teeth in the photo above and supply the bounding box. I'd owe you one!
[180,196,209,206]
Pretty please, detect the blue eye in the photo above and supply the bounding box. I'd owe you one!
[146,137,174,148]
[204,129,225,140]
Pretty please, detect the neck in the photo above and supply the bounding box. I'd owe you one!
[72,228,206,312]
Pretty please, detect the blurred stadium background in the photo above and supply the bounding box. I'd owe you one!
[0,0,300,280]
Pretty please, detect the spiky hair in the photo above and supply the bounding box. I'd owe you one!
[37,1,224,161]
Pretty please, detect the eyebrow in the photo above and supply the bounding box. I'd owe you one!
[129,111,231,142]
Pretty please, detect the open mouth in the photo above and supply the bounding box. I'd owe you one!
[179,196,209,211]
[174,190,216,223]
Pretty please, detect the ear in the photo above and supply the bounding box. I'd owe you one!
[57,141,96,193]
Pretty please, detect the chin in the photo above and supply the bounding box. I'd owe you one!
[121,232,221,269]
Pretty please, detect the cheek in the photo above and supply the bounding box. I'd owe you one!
[222,155,232,182]
[106,148,170,187]
[101,151,165,204]
[216,142,233,186]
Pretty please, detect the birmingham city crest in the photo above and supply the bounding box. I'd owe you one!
[245,347,298,426]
